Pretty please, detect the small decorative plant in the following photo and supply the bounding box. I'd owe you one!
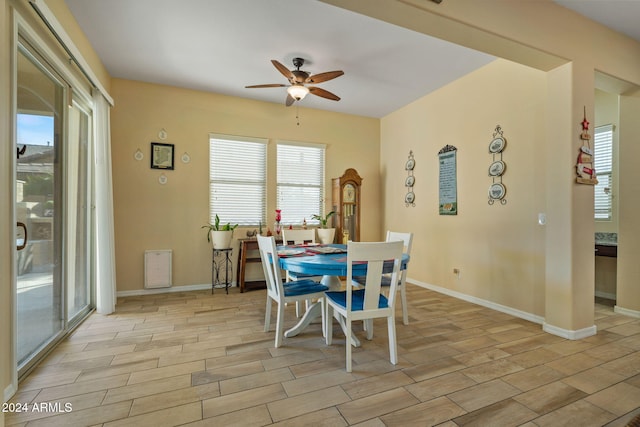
[311,211,335,229]
[202,214,238,242]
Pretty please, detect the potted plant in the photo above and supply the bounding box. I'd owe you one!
[312,211,336,244]
[202,214,238,249]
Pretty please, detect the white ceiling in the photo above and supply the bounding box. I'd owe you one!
[64,0,640,119]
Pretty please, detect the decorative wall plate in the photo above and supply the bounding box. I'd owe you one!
[405,192,415,204]
[134,149,144,161]
[405,158,415,171]
[488,160,506,176]
[489,137,506,153]
[405,175,415,187]
[158,174,168,185]
[181,152,191,163]
[488,183,506,200]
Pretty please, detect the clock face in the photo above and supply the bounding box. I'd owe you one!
[343,184,356,203]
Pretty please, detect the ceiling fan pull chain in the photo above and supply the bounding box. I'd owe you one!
[296,104,301,126]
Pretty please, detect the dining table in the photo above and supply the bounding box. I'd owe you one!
[277,243,410,346]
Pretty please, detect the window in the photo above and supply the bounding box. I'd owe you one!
[277,142,326,225]
[209,134,266,226]
[594,124,613,221]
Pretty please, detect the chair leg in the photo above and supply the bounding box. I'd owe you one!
[400,283,409,325]
[275,302,285,348]
[264,297,272,332]
[346,318,353,372]
[325,303,333,345]
[387,315,398,365]
[295,300,302,318]
[365,319,374,340]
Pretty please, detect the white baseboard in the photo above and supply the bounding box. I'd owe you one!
[116,283,229,297]
[407,278,545,325]
[595,290,616,301]
[408,278,601,340]
[542,322,597,340]
[4,382,17,403]
[614,305,640,318]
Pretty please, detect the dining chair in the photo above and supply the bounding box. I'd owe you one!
[353,231,413,325]
[257,234,328,348]
[324,240,404,372]
[281,228,321,316]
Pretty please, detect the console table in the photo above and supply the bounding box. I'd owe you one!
[237,237,281,292]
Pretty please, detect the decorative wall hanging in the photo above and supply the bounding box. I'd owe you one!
[576,107,598,185]
[488,125,507,205]
[438,145,457,215]
[134,148,144,161]
[405,151,415,207]
[150,142,174,170]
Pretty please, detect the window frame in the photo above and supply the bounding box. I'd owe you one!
[209,133,267,226]
[594,124,614,221]
[276,140,326,226]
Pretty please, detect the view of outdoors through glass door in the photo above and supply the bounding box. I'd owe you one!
[15,43,65,369]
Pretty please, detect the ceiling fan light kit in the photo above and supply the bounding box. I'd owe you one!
[245,57,344,106]
[287,84,309,101]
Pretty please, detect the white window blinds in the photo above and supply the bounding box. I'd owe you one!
[209,134,266,226]
[277,142,326,225]
[594,124,613,221]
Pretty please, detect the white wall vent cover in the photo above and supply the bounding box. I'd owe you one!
[144,250,172,289]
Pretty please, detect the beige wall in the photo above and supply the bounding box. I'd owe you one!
[110,79,380,292]
[617,94,640,312]
[381,59,547,316]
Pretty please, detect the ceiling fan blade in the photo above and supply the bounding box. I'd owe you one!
[272,60,294,82]
[245,84,287,88]
[309,86,340,101]
[306,70,344,84]
[285,93,295,107]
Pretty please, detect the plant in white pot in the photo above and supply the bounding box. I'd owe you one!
[202,215,238,249]
[312,211,336,244]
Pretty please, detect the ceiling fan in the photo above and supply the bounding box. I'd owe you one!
[245,57,344,106]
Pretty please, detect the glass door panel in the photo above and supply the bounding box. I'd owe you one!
[67,101,92,322]
[16,43,65,369]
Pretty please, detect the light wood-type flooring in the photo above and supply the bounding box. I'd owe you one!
[6,286,640,426]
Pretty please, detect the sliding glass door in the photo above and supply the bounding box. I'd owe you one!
[15,41,65,369]
[15,37,94,376]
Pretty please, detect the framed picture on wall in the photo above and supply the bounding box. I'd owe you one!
[150,142,174,170]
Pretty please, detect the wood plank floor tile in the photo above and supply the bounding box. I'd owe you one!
[129,383,219,417]
[586,382,640,416]
[513,380,587,415]
[281,369,356,396]
[219,366,294,395]
[561,366,626,394]
[202,384,286,418]
[340,370,414,400]
[380,396,466,426]
[447,379,521,412]
[405,371,477,401]
[451,398,537,427]
[102,374,192,404]
[104,401,202,427]
[337,387,419,425]
[532,399,617,427]
[267,385,351,422]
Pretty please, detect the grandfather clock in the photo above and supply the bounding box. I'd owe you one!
[332,168,362,243]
